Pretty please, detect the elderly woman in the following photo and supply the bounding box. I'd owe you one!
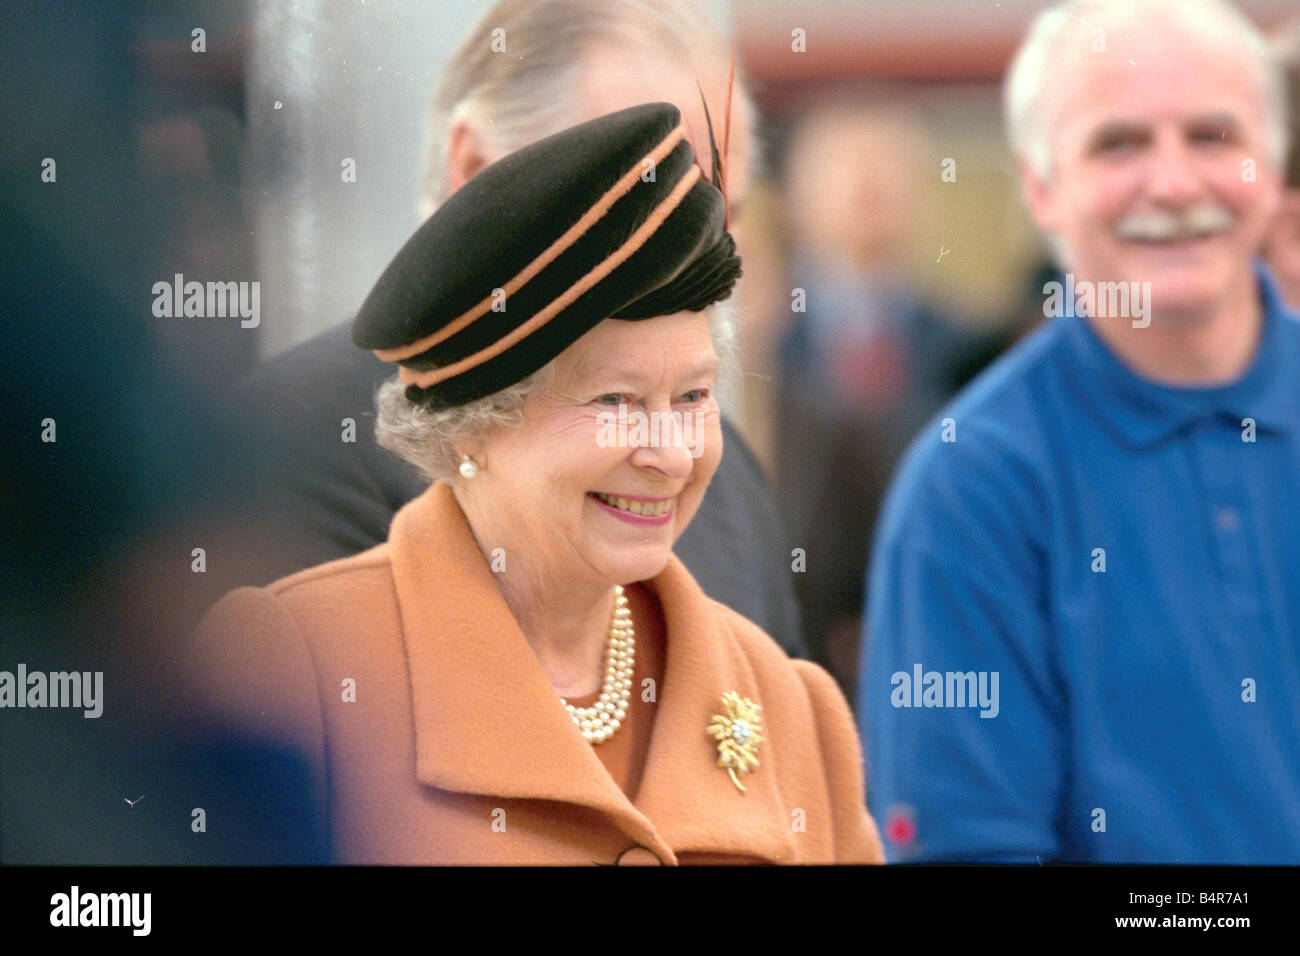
[192,103,883,864]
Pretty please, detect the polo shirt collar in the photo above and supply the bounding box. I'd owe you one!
[1061,262,1300,449]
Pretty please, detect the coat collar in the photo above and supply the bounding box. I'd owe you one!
[388,482,798,864]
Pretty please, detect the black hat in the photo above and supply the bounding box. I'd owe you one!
[351,102,741,409]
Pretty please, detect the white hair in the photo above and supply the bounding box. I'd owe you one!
[375,305,738,482]
[375,363,556,483]
[418,0,754,217]
[1005,0,1289,181]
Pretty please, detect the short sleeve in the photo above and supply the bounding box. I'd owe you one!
[861,541,1066,863]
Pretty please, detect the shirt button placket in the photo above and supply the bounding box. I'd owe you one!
[1197,422,1263,626]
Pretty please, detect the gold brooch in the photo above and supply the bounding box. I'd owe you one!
[707,692,763,792]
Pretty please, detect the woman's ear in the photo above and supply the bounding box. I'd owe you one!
[446,120,491,195]
[452,440,486,479]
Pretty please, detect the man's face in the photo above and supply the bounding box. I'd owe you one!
[785,109,922,268]
[1022,20,1282,320]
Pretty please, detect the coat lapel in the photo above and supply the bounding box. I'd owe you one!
[388,482,797,864]
[634,559,799,863]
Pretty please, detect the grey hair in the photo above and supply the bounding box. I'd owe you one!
[374,362,557,483]
[417,0,755,217]
[374,305,738,482]
[1004,0,1289,182]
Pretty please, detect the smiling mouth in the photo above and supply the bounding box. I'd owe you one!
[1120,233,1223,246]
[589,491,673,517]
[1114,208,1236,245]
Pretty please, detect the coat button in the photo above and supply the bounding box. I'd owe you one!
[615,845,664,866]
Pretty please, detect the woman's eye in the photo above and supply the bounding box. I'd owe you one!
[677,388,710,404]
[596,394,625,407]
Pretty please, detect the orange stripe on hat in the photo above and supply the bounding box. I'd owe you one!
[374,123,689,364]
[398,164,703,391]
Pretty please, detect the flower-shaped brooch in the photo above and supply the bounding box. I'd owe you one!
[707,691,763,792]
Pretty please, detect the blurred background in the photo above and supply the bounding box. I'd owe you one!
[2,0,1297,861]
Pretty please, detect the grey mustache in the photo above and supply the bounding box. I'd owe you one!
[1115,204,1236,242]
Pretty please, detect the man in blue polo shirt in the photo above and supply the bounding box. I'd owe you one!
[859,0,1300,863]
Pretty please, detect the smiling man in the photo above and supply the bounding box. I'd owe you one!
[860,0,1300,863]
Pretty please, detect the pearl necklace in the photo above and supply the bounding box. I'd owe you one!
[562,585,635,745]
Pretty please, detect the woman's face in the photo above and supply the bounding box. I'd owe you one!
[456,311,723,589]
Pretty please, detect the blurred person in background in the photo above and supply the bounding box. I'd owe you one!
[772,97,1003,699]
[213,0,807,657]
[1265,17,1300,308]
[0,0,312,864]
[862,0,1300,862]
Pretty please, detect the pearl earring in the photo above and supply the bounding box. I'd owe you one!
[458,455,479,478]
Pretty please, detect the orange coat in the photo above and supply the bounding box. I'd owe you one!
[188,482,884,864]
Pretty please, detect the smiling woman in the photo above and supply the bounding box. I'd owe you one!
[449,311,724,596]
[189,102,883,864]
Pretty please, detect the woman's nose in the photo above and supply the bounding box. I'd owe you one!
[627,405,698,478]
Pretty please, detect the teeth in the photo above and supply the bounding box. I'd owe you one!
[594,492,671,517]
[1115,205,1236,243]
